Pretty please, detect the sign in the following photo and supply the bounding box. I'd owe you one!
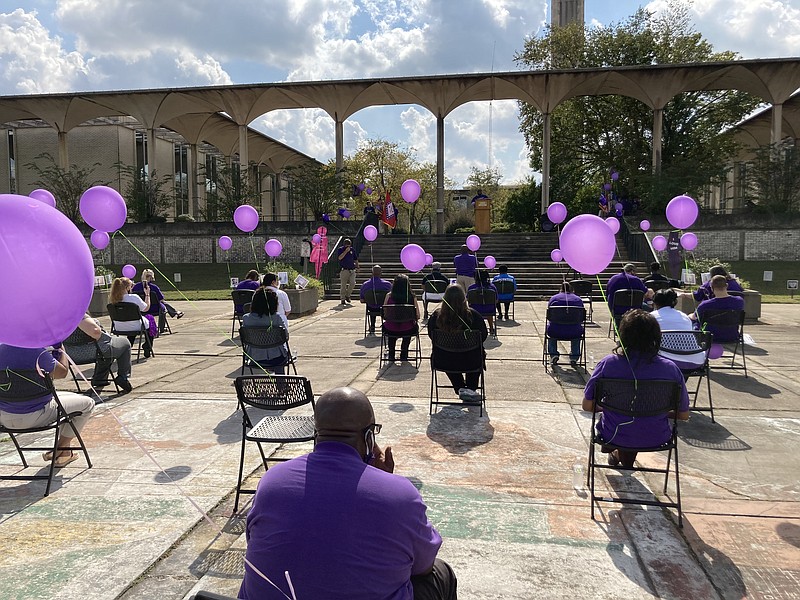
[788,280,799,290]
[701,272,711,284]
[230,277,239,288]
[300,240,311,258]
[763,271,773,282]
[173,273,181,283]
[681,269,696,286]
[278,271,289,286]
[294,274,309,289]
[105,274,114,286]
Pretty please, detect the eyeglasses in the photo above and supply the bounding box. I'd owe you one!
[363,423,382,435]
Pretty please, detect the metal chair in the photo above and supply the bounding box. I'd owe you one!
[493,279,516,320]
[587,378,683,527]
[231,289,256,338]
[542,304,587,371]
[134,290,172,335]
[660,330,714,421]
[62,328,120,393]
[363,288,389,337]
[569,279,593,324]
[422,279,448,319]
[233,375,316,512]
[645,279,673,292]
[108,301,152,361]
[379,304,421,369]
[239,325,297,376]
[0,369,93,497]
[429,329,486,416]
[466,287,498,337]
[607,289,645,339]
[698,308,747,377]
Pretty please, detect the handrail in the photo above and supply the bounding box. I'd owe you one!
[619,218,657,264]
[320,235,344,293]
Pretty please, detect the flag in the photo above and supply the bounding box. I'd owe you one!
[382,191,397,229]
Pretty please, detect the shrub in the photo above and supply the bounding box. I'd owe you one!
[176,214,196,222]
[445,208,474,233]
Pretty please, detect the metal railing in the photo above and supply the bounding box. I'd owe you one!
[619,218,657,264]
[320,235,344,294]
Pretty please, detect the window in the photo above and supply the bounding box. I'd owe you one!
[7,129,15,193]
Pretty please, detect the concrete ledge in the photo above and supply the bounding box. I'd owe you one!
[675,289,761,323]
[286,288,319,317]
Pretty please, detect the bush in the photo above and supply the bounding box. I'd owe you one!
[445,208,474,234]
[454,227,475,234]
[686,257,750,289]
[267,262,325,299]
[175,213,196,222]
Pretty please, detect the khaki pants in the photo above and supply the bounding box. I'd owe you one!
[340,269,356,301]
[456,275,474,294]
[0,391,95,440]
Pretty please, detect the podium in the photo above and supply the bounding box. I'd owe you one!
[474,198,492,234]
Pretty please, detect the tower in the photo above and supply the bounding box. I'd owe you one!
[551,0,585,27]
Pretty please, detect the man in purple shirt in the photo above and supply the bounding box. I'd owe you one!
[360,265,392,334]
[453,245,478,293]
[338,238,360,305]
[606,263,651,317]
[693,275,745,343]
[546,282,584,366]
[240,387,456,600]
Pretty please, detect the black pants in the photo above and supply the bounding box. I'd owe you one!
[411,558,458,600]
[127,333,154,356]
[496,301,511,317]
[385,325,418,360]
[446,372,481,393]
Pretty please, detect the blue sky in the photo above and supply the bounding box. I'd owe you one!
[1,1,798,185]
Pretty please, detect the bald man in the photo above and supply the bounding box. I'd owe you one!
[240,387,457,600]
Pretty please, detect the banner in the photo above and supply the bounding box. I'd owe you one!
[667,230,682,280]
[381,191,397,229]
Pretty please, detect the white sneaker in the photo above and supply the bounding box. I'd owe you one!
[459,388,481,403]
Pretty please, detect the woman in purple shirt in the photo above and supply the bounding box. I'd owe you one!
[382,274,420,362]
[583,310,690,468]
[692,265,743,302]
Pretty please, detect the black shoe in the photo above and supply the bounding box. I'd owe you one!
[399,354,409,362]
[550,355,559,365]
[90,379,110,388]
[368,328,375,335]
[114,375,133,394]
[570,359,579,367]
[505,314,510,320]
[143,348,152,359]
[176,312,184,319]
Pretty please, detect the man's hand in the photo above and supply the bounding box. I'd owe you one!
[371,443,394,473]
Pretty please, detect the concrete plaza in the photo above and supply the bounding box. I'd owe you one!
[1,299,798,600]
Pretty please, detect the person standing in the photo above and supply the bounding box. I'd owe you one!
[453,245,478,293]
[338,238,359,305]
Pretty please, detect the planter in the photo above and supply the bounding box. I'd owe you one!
[286,288,319,317]
[675,289,761,323]
[89,288,111,317]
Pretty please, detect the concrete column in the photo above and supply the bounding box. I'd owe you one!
[147,128,157,177]
[238,124,249,184]
[335,117,344,200]
[541,112,551,214]
[188,143,199,218]
[57,130,69,170]
[652,107,663,174]
[771,103,783,145]
[436,115,445,234]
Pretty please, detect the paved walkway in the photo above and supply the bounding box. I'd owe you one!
[1,300,798,600]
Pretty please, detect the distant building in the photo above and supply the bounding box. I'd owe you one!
[551,0,585,27]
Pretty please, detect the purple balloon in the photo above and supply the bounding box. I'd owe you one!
[364,225,378,242]
[80,186,127,232]
[550,249,563,262]
[605,217,620,234]
[122,264,136,279]
[640,219,651,231]
[603,183,612,191]
[665,195,699,230]
[425,253,434,265]
[312,233,322,244]
[614,203,623,211]
[218,236,232,251]
[357,183,366,191]
[233,205,259,232]
[265,239,282,257]
[611,171,619,181]
[709,343,724,360]
[400,179,421,203]
[400,244,426,272]
[0,195,94,348]
[91,230,110,250]
[29,188,56,208]
[560,214,616,275]
[322,213,330,223]
[546,202,568,225]
[342,209,351,219]
[466,234,481,252]
[484,255,497,269]
[366,187,373,195]
[615,209,623,217]
[652,235,668,252]
[680,232,698,251]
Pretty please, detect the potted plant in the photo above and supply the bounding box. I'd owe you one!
[88,266,115,316]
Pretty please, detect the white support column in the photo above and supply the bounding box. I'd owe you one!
[188,143,199,218]
[436,115,445,234]
[652,107,663,174]
[147,128,157,177]
[335,117,344,200]
[771,103,783,145]
[238,124,249,184]
[541,112,551,214]
[57,130,69,171]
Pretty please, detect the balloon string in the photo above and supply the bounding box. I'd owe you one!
[249,232,261,272]
[594,274,637,382]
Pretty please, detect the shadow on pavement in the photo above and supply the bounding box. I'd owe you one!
[710,371,781,398]
[426,406,494,455]
[682,519,748,599]
[678,412,752,451]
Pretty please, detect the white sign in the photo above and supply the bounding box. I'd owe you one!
[230,277,239,288]
[701,272,711,284]
[105,274,114,286]
[788,280,799,290]
[295,274,309,289]
[173,273,182,283]
[763,271,773,282]
[681,269,696,285]
[278,271,289,286]
[94,275,105,287]
[300,241,311,258]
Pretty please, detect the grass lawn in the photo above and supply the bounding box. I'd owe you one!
[728,261,800,303]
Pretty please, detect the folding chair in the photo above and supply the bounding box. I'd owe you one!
[108,301,152,361]
[494,279,516,321]
[466,287,498,337]
[698,308,747,377]
[0,369,93,497]
[660,330,714,421]
[379,305,422,369]
[645,280,673,292]
[607,289,645,339]
[363,288,389,337]
[231,289,256,338]
[542,304,587,372]
[134,291,171,335]
[569,279,593,324]
[62,328,120,394]
[422,279,448,319]
[429,329,486,416]
[239,325,297,376]
[587,378,683,527]
[233,375,315,512]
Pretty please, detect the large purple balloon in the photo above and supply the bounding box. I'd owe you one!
[546,202,568,225]
[0,195,94,347]
[91,230,110,250]
[400,179,421,203]
[640,219,651,231]
[680,232,698,251]
[400,244,426,272]
[122,264,136,279]
[605,217,620,234]
[218,236,232,251]
[363,225,378,242]
[560,214,616,275]
[550,249,563,262]
[484,255,497,269]
[312,233,322,244]
[265,239,283,257]
[233,205,259,232]
[80,186,127,232]
[30,189,56,208]
[665,195,698,230]
[466,234,481,252]
[652,235,668,251]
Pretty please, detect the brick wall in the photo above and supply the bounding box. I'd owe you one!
[651,229,799,261]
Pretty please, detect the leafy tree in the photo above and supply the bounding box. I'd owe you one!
[285,161,340,220]
[745,142,800,214]
[199,160,261,221]
[515,3,761,213]
[118,164,173,223]
[466,166,501,196]
[501,177,541,230]
[26,152,104,223]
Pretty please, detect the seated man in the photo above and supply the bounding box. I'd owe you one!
[692,265,744,302]
[360,264,392,334]
[643,262,681,288]
[606,263,652,317]
[546,282,584,366]
[75,312,133,393]
[492,264,517,320]
[263,272,292,330]
[651,289,705,371]
[240,387,457,600]
[692,275,745,343]
[421,262,449,319]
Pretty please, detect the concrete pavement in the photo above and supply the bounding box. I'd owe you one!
[1,299,798,599]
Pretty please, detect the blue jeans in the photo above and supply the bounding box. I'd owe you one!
[548,338,581,361]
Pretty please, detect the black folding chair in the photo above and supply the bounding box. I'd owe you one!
[569,279,593,324]
[587,378,683,527]
[363,288,389,337]
[231,289,256,338]
[542,304,587,371]
[232,375,315,512]
[698,308,747,377]
[466,287,498,337]
[607,289,645,339]
[135,290,171,335]
[422,279,448,319]
[645,280,673,292]
[379,304,421,369]
[239,325,297,376]
[108,301,152,361]
[62,328,120,393]
[493,279,516,321]
[660,330,714,421]
[0,369,93,497]
[429,329,486,416]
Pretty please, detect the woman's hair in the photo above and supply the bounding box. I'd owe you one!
[652,288,678,309]
[250,287,279,317]
[390,273,415,304]
[437,284,472,332]
[245,269,260,281]
[616,309,661,357]
[141,269,155,283]
[110,277,132,304]
[709,265,729,279]
[474,268,490,286]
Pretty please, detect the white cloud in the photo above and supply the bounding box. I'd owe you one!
[254,108,367,160]
[175,52,233,86]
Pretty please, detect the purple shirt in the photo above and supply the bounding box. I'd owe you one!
[585,352,689,448]
[546,292,584,339]
[338,245,357,270]
[0,345,57,414]
[360,276,392,308]
[132,282,165,316]
[606,272,648,315]
[453,253,478,277]
[240,442,442,600]
[236,279,261,292]
[697,295,745,342]
[467,282,497,315]
[693,278,743,302]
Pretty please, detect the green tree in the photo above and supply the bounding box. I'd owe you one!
[26,152,103,223]
[200,160,261,221]
[502,177,541,230]
[745,142,800,214]
[515,3,761,213]
[118,164,173,223]
[285,161,340,220]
